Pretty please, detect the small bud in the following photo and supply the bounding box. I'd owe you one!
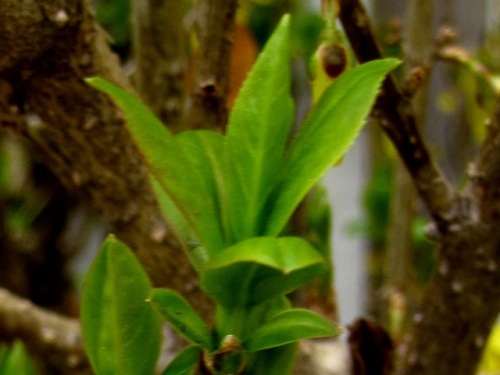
[219,334,241,354]
[402,67,426,97]
[319,43,348,79]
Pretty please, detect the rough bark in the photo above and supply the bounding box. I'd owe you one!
[0,0,211,313]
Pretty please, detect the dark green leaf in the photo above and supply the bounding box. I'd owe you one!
[149,288,213,350]
[201,237,325,306]
[161,346,201,375]
[248,343,297,375]
[246,309,341,352]
[0,344,7,372]
[215,297,290,342]
[224,15,294,243]
[95,0,130,47]
[81,235,162,375]
[86,79,226,255]
[266,58,401,235]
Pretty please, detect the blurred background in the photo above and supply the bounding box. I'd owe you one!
[1,0,500,372]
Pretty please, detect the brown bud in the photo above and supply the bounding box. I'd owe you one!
[402,67,426,96]
[319,43,348,78]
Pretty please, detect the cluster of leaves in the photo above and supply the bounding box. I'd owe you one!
[82,15,399,375]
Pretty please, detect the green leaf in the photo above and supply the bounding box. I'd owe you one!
[215,297,290,342]
[174,130,228,254]
[151,176,210,270]
[224,14,294,242]
[149,288,213,350]
[161,346,201,375]
[201,237,325,307]
[266,58,401,235]
[151,176,192,244]
[0,341,37,375]
[246,309,341,352]
[247,344,297,375]
[86,78,226,255]
[0,345,7,372]
[81,235,162,375]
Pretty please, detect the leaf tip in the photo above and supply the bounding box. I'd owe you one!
[84,76,103,88]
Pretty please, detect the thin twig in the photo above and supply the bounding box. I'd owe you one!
[0,287,91,374]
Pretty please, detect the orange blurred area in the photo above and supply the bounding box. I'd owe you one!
[227,24,259,107]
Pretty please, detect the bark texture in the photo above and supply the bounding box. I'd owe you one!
[0,0,211,312]
[184,0,238,132]
[132,0,186,131]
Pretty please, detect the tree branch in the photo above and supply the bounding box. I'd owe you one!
[0,287,91,374]
[132,0,186,132]
[399,223,500,375]
[397,96,500,374]
[338,0,457,232]
[184,0,238,132]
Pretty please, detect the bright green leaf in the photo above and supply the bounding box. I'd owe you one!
[161,346,201,375]
[149,288,213,350]
[266,58,401,235]
[224,15,294,243]
[0,341,37,375]
[81,235,162,375]
[86,78,226,255]
[201,237,325,306]
[151,176,193,245]
[173,130,227,254]
[246,309,341,352]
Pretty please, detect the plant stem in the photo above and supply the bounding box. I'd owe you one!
[215,305,247,341]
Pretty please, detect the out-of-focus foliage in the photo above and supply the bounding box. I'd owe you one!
[0,341,37,375]
[94,0,131,57]
[477,319,500,375]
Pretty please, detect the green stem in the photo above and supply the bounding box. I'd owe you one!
[215,305,247,342]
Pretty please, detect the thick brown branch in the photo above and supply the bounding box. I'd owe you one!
[399,225,500,375]
[338,0,456,231]
[0,287,91,374]
[184,0,238,132]
[0,0,211,313]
